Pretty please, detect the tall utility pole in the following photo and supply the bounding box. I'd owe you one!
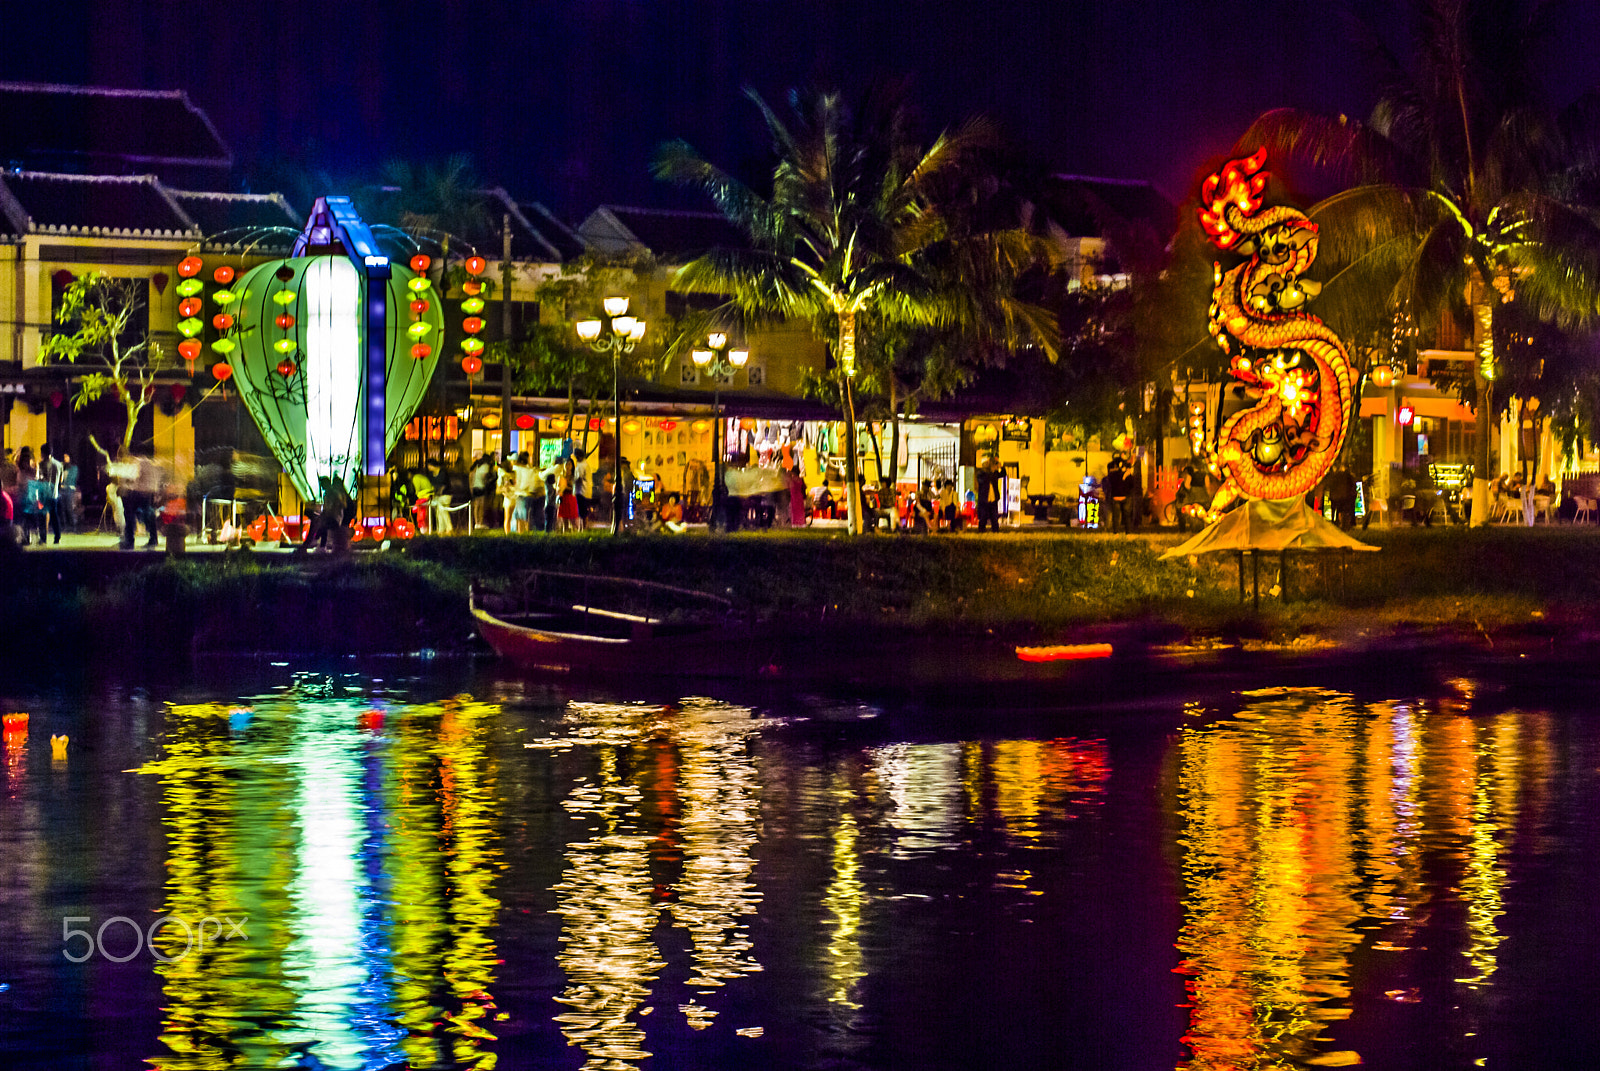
[500,214,513,460]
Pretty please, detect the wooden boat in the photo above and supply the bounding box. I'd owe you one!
[470,570,763,675]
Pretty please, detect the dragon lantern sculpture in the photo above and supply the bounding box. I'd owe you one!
[1197,149,1354,514]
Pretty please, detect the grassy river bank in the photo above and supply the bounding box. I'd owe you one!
[11,525,1600,661]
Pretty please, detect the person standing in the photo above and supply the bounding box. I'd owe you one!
[558,457,580,532]
[975,456,1000,533]
[541,468,559,534]
[36,444,63,544]
[15,447,40,546]
[57,452,79,535]
[938,477,958,532]
[512,451,539,533]
[469,453,494,531]
[786,465,807,527]
[572,448,591,527]
[1103,458,1128,534]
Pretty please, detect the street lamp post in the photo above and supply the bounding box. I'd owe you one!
[576,296,647,534]
[691,333,749,530]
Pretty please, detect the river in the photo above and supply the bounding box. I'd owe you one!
[1,654,1596,1069]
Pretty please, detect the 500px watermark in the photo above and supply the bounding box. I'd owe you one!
[62,915,247,963]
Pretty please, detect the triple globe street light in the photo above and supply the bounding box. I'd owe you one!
[576,297,646,534]
[691,333,748,529]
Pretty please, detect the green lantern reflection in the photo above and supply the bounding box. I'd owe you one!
[138,685,503,1070]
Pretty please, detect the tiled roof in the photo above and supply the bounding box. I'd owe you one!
[470,188,584,262]
[579,206,748,261]
[0,82,231,172]
[170,190,301,246]
[1040,175,1177,239]
[0,171,198,238]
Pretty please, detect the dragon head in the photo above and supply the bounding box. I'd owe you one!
[1198,148,1269,251]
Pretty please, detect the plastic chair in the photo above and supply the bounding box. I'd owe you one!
[1576,496,1596,525]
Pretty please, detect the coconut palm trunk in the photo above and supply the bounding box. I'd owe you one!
[839,310,864,533]
[1470,279,1494,527]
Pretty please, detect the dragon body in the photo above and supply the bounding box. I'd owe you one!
[1197,149,1354,513]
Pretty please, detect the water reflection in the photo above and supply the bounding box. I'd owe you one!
[139,681,503,1070]
[1174,687,1550,1070]
[537,698,765,1064]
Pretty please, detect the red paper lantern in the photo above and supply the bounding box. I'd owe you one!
[409,254,432,272]
[590,418,602,430]
[275,313,296,330]
[276,359,297,377]
[212,313,234,331]
[179,339,202,363]
[49,390,64,408]
[170,384,186,403]
[151,272,169,296]
[213,265,235,284]
[462,316,484,335]
[177,256,203,278]
[660,420,677,431]
[514,413,536,430]
[465,255,486,275]
[463,281,482,296]
[179,297,203,318]
[410,343,432,360]
[212,362,233,381]
[461,355,483,375]
[409,298,429,315]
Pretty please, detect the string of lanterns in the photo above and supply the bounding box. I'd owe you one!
[461,254,487,377]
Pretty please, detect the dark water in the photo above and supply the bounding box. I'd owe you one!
[2,657,1598,1069]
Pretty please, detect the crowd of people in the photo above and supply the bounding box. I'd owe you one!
[0,444,80,547]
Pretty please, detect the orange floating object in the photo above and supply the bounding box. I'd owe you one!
[359,709,385,732]
[464,255,486,275]
[213,265,235,284]
[409,253,431,272]
[178,339,202,363]
[178,297,203,318]
[1015,643,1113,663]
[177,255,203,278]
[2,712,27,732]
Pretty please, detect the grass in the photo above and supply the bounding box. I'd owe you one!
[16,524,1600,657]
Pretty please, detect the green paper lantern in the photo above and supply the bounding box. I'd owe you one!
[212,338,237,355]
[461,296,485,314]
[221,256,443,500]
[407,276,431,293]
[176,318,203,338]
[212,289,237,305]
[461,337,485,356]
[175,278,204,297]
[406,321,432,339]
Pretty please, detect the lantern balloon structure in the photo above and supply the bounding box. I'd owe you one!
[177,256,203,278]
[215,248,444,502]
[461,355,483,375]
[212,361,233,381]
[464,255,486,275]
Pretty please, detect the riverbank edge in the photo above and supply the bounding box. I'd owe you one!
[11,526,1599,664]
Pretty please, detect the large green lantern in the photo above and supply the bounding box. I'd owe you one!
[223,245,443,502]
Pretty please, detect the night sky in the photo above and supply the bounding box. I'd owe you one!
[6,1,1600,220]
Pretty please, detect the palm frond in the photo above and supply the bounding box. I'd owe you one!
[1511,193,1600,326]
[1235,108,1411,188]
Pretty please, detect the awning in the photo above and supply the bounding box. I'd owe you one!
[1159,497,1379,558]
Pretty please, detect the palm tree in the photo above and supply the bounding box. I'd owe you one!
[654,87,1056,533]
[1229,0,1600,524]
